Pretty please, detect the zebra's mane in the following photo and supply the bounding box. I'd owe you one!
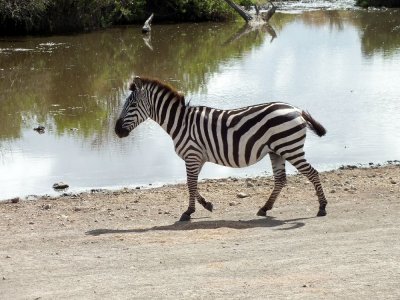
[129,77,186,105]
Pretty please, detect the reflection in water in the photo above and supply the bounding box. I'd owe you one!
[292,10,400,57]
[357,10,400,57]
[0,10,400,199]
[224,23,277,45]
[299,11,345,31]
[274,0,356,11]
[142,34,153,51]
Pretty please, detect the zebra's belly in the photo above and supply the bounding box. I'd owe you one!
[206,144,272,168]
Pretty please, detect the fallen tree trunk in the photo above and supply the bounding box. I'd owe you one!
[223,0,276,24]
[223,0,253,22]
[260,2,276,22]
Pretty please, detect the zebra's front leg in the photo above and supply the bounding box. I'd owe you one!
[179,158,204,221]
[197,192,213,212]
[257,153,287,217]
[257,174,286,216]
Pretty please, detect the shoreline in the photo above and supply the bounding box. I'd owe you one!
[2,160,399,204]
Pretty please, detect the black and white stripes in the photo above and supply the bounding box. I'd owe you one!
[115,76,328,221]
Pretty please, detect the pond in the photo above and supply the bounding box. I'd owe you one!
[1,9,400,200]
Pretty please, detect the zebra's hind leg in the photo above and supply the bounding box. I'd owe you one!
[287,157,327,217]
[257,153,287,217]
[197,192,213,212]
[179,158,204,221]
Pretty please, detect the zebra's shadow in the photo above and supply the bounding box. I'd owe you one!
[86,216,313,236]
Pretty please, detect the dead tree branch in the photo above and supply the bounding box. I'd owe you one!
[223,0,253,22]
[223,0,276,24]
[142,13,154,34]
[260,1,276,22]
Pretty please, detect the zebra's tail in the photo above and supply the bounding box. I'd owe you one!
[301,110,327,137]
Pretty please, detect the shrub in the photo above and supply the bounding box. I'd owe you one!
[0,0,234,35]
[356,0,400,7]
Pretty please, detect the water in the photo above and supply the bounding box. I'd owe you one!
[274,0,356,11]
[1,9,400,200]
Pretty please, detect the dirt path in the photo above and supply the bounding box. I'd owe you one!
[1,165,399,299]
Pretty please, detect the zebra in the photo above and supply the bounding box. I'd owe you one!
[115,76,328,221]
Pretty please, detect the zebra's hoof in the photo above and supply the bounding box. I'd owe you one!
[204,202,213,212]
[256,208,267,217]
[317,210,327,217]
[179,213,191,222]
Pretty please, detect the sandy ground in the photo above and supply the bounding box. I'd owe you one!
[1,164,399,299]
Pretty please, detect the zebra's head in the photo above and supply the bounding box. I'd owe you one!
[115,76,149,138]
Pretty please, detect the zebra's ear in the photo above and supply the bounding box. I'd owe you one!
[134,76,143,90]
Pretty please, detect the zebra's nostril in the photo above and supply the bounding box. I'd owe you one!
[115,118,129,138]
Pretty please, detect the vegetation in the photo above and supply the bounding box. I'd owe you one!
[0,0,234,35]
[357,10,400,57]
[356,0,400,8]
[145,0,232,22]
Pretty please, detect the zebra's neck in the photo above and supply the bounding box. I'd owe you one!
[144,82,188,137]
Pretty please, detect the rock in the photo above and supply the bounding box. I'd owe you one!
[390,180,397,184]
[229,202,238,206]
[10,197,20,203]
[329,189,336,193]
[91,189,106,193]
[53,182,69,190]
[339,165,358,170]
[121,188,130,194]
[246,181,255,188]
[33,125,45,133]
[42,204,51,210]
[237,192,249,198]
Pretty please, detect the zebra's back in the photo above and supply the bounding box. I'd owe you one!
[187,102,306,168]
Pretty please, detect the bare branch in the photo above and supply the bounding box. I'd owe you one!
[223,0,253,22]
[142,13,154,34]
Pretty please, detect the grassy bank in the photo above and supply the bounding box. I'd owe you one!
[0,0,235,35]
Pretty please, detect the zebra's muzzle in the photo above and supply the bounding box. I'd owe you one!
[115,118,130,138]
